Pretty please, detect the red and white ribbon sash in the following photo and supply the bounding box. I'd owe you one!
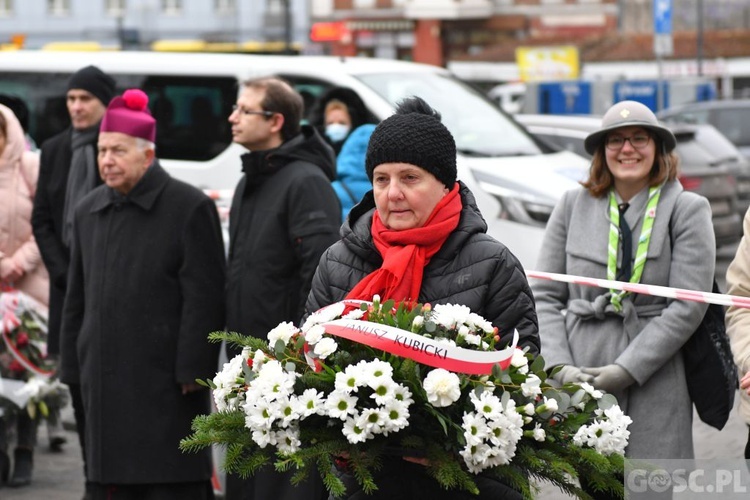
[321,318,518,375]
[527,270,750,309]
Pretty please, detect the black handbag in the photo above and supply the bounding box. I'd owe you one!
[681,280,738,430]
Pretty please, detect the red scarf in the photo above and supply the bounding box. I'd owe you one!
[346,184,462,303]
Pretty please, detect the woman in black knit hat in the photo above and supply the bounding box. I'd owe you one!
[304,96,539,500]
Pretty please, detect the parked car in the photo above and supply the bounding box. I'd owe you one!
[487,82,527,114]
[515,114,745,246]
[0,50,590,269]
[657,99,750,158]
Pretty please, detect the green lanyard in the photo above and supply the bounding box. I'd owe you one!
[607,186,661,312]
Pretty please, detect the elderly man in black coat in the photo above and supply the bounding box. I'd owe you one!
[59,89,225,500]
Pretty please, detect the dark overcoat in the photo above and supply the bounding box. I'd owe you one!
[32,127,103,354]
[59,161,226,484]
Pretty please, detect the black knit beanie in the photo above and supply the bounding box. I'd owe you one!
[67,65,116,106]
[366,96,457,188]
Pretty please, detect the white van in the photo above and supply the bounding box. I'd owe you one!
[0,51,588,268]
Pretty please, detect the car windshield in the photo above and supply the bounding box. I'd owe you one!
[356,72,542,157]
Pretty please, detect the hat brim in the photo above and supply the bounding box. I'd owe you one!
[584,121,677,155]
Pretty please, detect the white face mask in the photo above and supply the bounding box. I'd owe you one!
[325,123,351,143]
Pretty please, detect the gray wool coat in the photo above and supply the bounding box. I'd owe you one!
[532,179,715,459]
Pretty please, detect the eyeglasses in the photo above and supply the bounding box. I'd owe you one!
[605,133,652,150]
[231,105,275,118]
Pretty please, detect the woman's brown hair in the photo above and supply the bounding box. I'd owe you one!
[580,131,680,197]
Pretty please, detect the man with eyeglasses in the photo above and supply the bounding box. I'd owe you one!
[224,77,339,500]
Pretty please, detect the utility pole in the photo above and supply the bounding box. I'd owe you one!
[697,0,704,77]
[281,0,292,54]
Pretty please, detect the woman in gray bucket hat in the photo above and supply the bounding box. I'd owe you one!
[531,100,715,496]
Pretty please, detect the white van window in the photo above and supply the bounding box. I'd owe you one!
[0,72,236,162]
[356,73,541,157]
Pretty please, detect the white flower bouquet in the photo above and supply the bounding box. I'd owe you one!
[0,288,69,419]
[182,297,630,498]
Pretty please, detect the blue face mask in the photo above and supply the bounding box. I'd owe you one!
[325,123,351,143]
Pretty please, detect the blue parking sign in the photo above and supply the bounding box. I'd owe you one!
[654,0,672,35]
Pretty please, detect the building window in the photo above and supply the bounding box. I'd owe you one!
[0,0,12,17]
[161,0,182,15]
[48,0,70,16]
[215,0,236,16]
[106,0,126,16]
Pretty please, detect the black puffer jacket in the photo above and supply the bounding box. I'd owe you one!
[305,181,539,355]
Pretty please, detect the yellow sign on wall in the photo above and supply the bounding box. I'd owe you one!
[515,46,580,82]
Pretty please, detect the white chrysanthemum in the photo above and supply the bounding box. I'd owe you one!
[510,349,528,368]
[435,337,457,347]
[392,384,414,406]
[460,442,493,474]
[342,416,370,444]
[368,378,397,406]
[470,391,502,417]
[460,399,524,473]
[423,368,461,407]
[251,349,268,372]
[275,426,302,454]
[520,374,542,398]
[212,353,246,411]
[334,365,364,393]
[243,398,279,430]
[463,332,482,346]
[572,404,631,456]
[325,391,358,420]
[458,324,470,338]
[304,324,325,345]
[293,388,325,418]
[580,382,604,400]
[541,396,558,413]
[313,337,338,359]
[251,427,276,448]
[267,321,299,346]
[532,423,546,442]
[301,302,346,331]
[357,408,387,435]
[278,396,300,427]
[462,412,490,446]
[382,400,410,432]
[467,312,494,334]
[360,359,394,381]
[343,308,365,320]
[431,303,472,329]
[253,360,297,401]
[411,315,424,329]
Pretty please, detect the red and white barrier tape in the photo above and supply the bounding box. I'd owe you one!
[526,270,750,309]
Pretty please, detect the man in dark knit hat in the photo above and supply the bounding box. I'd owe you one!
[59,89,225,500]
[31,64,116,495]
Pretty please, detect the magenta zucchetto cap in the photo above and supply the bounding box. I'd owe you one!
[100,88,156,142]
